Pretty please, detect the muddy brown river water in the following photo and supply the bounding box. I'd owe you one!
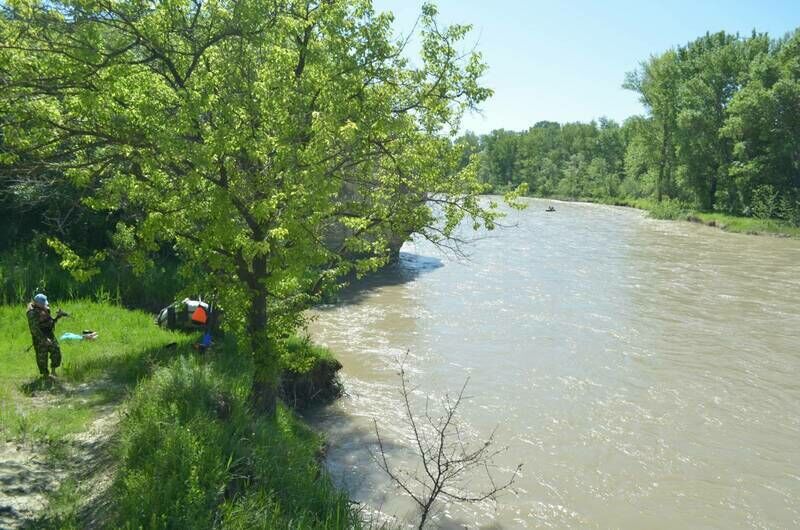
[308,199,800,529]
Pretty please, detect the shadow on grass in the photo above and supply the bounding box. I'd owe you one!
[19,377,68,396]
[18,340,194,398]
[66,340,193,389]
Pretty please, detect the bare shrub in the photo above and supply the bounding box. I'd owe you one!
[372,356,522,529]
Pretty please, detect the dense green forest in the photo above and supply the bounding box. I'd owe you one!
[464,29,800,225]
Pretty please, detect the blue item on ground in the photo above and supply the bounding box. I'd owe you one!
[60,332,84,341]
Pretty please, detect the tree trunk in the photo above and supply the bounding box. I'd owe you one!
[247,260,280,416]
[709,174,718,211]
[657,124,669,202]
[251,364,279,416]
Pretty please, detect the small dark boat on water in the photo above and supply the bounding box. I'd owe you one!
[545,206,556,212]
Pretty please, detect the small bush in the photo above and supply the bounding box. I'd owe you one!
[750,184,780,220]
[647,198,691,220]
[777,193,800,227]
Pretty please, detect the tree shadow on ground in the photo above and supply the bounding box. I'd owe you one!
[18,340,194,402]
[64,340,194,388]
[19,377,68,396]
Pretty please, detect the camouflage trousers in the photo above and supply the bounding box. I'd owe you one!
[33,338,61,375]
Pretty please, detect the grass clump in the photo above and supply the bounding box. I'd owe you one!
[112,348,359,529]
[646,198,692,220]
[280,336,343,409]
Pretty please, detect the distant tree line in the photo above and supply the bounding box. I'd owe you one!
[460,29,800,224]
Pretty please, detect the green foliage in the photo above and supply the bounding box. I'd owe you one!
[45,239,107,283]
[0,0,502,404]
[469,119,626,200]
[0,241,180,310]
[464,27,799,231]
[646,198,691,220]
[281,335,335,374]
[750,184,780,219]
[112,353,358,529]
[777,193,800,227]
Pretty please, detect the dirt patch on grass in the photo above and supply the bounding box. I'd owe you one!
[0,379,120,529]
[0,440,65,527]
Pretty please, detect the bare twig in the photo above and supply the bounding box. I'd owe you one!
[371,353,522,529]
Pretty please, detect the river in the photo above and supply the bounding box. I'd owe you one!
[307,198,800,529]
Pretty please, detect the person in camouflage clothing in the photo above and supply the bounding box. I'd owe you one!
[26,293,65,377]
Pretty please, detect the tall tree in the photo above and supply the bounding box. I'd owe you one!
[624,50,680,202]
[0,0,499,413]
[723,30,800,210]
[478,129,519,188]
[674,32,749,210]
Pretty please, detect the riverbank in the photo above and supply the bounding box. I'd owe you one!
[0,301,356,529]
[533,195,800,238]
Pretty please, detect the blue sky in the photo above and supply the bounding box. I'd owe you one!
[371,0,800,134]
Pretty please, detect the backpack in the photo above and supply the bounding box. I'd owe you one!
[156,298,220,331]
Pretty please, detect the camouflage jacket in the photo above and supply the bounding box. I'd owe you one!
[27,303,56,344]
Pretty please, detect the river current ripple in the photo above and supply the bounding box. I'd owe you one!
[308,198,800,529]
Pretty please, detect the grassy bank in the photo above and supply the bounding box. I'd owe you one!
[683,211,800,237]
[533,194,800,238]
[0,301,188,443]
[0,301,358,529]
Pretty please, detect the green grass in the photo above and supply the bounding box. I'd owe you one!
[1,300,359,528]
[0,300,190,442]
[687,211,800,237]
[27,479,84,530]
[111,337,358,529]
[282,334,337,371]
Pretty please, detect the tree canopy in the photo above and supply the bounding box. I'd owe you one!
[1,0,502,411]
[463,28,800,224]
